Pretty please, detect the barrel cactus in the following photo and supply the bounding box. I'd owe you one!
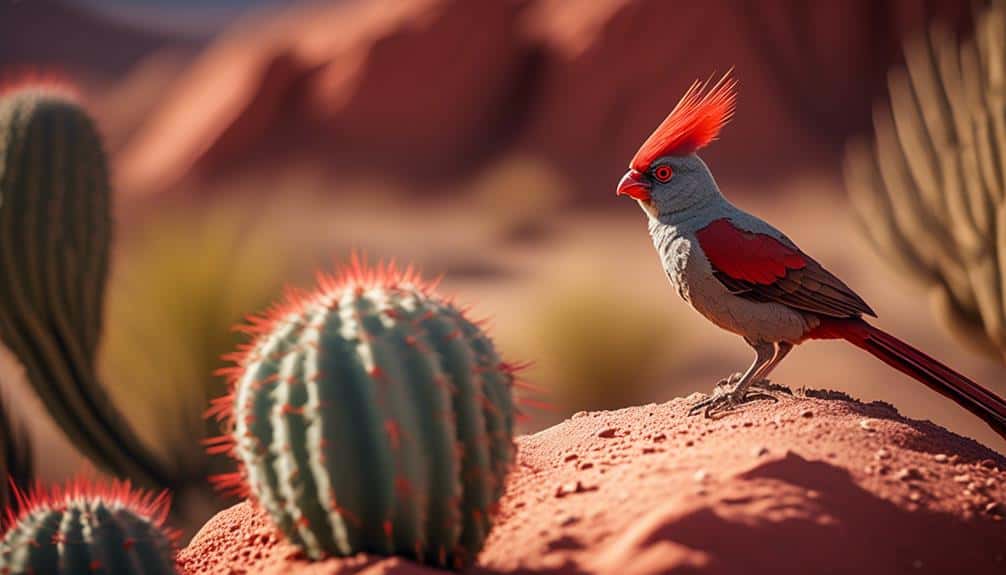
[207,257,518,568]
[0,477,178,574]
[0,82,172,487]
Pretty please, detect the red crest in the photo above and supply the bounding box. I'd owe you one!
[630,72,737,171]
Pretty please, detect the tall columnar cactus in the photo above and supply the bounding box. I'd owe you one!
[0,478,178,574]
[0,83,172,487]
[844,1,1006,363]
[207,257,518,569]
[0,394,32,515]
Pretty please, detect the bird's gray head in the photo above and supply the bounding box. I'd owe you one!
[617,73,736,222]
[616,154,720,221]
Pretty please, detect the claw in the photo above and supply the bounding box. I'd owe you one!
[713,372,743,392]
[688,378,780,418]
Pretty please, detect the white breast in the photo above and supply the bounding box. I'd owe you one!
[651,226,811,344]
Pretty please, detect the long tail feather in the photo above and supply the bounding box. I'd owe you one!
[806,318,1006,440]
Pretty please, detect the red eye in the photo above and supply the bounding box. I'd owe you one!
[653,165,673,182]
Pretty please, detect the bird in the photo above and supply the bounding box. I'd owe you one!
[616,72,1006,440]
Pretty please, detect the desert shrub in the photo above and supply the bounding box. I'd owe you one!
[533,281,677,413]
[101,198,293,512]
[467,154,570,245]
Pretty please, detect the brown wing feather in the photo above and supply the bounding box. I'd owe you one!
[712,258,876,319]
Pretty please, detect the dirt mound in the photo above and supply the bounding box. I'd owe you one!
[179,388,1006,574]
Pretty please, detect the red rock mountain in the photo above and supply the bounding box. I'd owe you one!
[114,0,972,198]
[4,0,975,197]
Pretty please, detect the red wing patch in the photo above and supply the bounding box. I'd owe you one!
[695,218,807,284]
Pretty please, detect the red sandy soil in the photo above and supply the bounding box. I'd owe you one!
[179,387,1006,574]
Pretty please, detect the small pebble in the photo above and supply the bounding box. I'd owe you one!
[983,502,1006,516]
[953,474,972,484]
[554,481,596,498]
[875,449,891,460]
[693,469,710,483]
[579,462,594,470]
[752,446,770,457]
[908,492,921,502]
[652,433,667,442]
[897,467,925,481]
[933,454,949,463]
[800,409,814,418]
[980,459,997,469]
[859,419,877,432]
[685,440,694,447]
[557,515,580,527]
[563,454,578,462]
[597,428,618,439]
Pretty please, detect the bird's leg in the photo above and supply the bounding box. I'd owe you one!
[689,341,776,417]
[747,341,793,393]
[712,341,794,392]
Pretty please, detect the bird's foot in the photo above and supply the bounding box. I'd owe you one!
[688,376,780,418]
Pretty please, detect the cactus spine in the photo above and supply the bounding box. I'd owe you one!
[0,84,171,486]
[208,258,517,568]
[0,478,178,575]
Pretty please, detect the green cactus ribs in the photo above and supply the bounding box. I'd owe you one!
[206,256,519,569]
[0,477,179,575]
[0,81,172,487]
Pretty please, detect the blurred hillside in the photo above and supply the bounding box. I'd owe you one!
[2,0,975,200]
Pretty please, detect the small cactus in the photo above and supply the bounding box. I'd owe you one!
[207,257,518,568]
[0,82,171,487]
[0,477,178,575]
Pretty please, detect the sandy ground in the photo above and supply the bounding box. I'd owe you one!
[178,386,1006,574]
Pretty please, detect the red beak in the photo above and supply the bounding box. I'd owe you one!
[616,169,651,201]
